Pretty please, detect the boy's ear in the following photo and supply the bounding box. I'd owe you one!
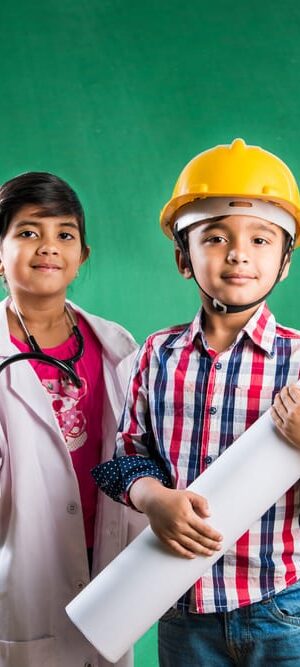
[279,257,291,282]
[80,245,91,265]
[175,246,193,279]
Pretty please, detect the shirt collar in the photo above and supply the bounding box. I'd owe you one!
[166,301,276,357]
[242,301,276,356]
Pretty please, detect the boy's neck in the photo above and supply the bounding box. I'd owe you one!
[202,303,262,353]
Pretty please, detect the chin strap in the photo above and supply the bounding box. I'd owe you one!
[173,228,294,315]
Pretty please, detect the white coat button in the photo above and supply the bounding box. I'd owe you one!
[77,581,86,591]
[67,502,78,514]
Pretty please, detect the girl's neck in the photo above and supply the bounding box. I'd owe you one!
[7,294,74,347]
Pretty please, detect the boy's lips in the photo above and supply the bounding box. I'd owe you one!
[222,272,256,281]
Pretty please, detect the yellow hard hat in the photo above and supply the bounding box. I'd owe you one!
[160,138,300,247]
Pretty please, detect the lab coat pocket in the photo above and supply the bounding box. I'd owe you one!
[0,635,56,667]
[233,386,275,439]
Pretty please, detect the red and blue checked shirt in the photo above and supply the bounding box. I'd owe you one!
[93,302,300,613]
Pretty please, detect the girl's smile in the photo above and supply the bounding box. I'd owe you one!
[0,203,88,304]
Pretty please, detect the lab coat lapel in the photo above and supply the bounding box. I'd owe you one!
[0,297,138,441]
[7,361,64,438]
[70,301,138,416]
[0,298,63,439]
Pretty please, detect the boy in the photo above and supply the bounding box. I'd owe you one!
[93,139,300,666]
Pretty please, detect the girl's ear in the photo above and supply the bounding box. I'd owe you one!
[175,246,193,279]
[80,245,91,265]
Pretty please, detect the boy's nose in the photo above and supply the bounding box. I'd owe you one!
[227,248,248,263]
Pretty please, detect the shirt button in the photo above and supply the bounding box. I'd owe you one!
[215,362,222,370]
[208,406,217,415]
[67,502,78,514]
[84,662,93,667]
[204,456,213,465]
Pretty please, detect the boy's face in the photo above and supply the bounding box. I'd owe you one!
[176,214,289,309]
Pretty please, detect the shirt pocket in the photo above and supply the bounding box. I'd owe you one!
[232,386,275,440]
[0,636,56,667]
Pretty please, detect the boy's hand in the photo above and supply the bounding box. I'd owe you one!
[129,478,223,559]
[271,383,300,448]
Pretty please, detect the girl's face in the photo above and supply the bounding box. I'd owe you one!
[0,204,89,302]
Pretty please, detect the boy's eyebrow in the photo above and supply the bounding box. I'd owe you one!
[197,219,279,237]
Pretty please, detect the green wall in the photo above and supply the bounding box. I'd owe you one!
[1,1,300,664]
[1,0,300,343]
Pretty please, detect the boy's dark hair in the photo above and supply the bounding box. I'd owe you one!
[0,172,88,251]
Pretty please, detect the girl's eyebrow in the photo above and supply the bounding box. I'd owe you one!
[14,220,79,230]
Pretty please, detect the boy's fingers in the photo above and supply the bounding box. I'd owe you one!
[166,539,197,559]
[275,391,289,412]
[166,538,213,559]
[273,395,288,421]
[187,530,222,550]
[271,406,283,427]
[188,514,222,541]
[275,385,300,411]
[287,384,300,403]
[188,492,211,516]
[174,534,221,557]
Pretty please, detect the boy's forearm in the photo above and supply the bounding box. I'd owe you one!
[129,477,167,514]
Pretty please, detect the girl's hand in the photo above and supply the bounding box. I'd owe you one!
[129,478,223,559]
[271,383,300,448]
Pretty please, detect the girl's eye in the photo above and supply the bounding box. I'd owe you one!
[59,232,74,240]
[19,230,38,238]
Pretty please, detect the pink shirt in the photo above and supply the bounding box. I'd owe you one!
[11,312,103,548]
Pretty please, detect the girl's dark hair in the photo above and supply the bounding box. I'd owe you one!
[0,171,88,250]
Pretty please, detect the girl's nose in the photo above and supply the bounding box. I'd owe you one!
[36,243,59,255]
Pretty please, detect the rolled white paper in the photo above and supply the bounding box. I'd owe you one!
[66,410,300,663]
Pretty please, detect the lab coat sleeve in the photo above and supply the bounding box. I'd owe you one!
[92,340,172,502]
[0,421,10,549]
[0,419,7,487]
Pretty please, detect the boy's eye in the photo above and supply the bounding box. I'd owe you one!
[253,237,268,245]
[204,235,227,244]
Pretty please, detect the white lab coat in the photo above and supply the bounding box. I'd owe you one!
[0,297,146,667]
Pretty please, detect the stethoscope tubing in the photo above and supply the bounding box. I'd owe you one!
[0,350,83,388]
[0,303,85,388]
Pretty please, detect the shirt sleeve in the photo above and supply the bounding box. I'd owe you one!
[92,340,172,503]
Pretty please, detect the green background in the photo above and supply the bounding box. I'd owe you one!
[1,1,300,664]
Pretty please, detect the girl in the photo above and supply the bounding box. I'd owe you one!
[0,172,145,667]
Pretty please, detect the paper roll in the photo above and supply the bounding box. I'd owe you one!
[66,410,300,663]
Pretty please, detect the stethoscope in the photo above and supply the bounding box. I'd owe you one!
[0,302,84,388]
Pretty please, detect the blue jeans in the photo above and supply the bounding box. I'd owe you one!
[158,580,300,666]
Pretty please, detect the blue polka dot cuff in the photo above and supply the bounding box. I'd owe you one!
[91,455,172,503]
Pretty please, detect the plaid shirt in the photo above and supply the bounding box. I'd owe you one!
[93,302,300,613]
